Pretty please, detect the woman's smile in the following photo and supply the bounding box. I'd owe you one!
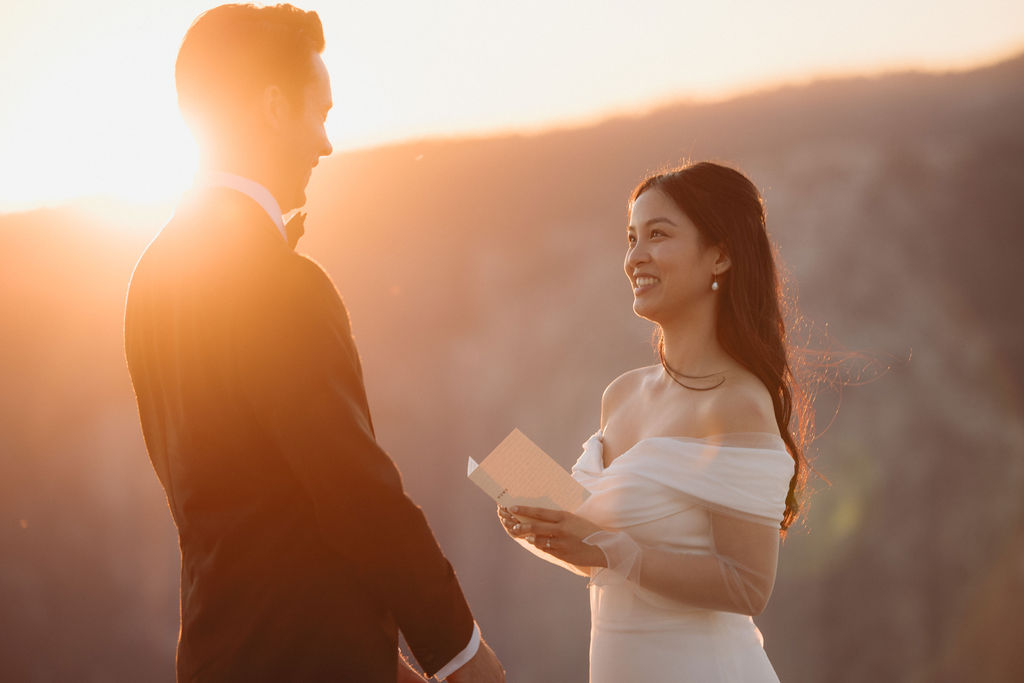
[632,274,660,295]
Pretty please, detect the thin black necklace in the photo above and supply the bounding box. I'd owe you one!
[658,345,726,391]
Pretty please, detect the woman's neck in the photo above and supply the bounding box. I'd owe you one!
[658,305,730,378]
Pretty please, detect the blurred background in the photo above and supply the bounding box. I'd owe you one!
[2,1,1023,681]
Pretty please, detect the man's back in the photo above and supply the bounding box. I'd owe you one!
[127,4,504,679]
[125,188,473,680]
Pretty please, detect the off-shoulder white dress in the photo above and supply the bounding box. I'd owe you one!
[525,432,794,682]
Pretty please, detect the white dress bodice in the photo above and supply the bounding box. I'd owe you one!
[568,432,794,682]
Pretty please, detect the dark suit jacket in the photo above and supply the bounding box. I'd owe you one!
[124,187,474,682]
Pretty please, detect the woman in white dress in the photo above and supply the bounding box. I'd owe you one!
[498,162,809,682]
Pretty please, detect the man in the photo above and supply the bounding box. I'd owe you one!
[124,4,504,681]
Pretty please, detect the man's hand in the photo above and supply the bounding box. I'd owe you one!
[445,637,505,682]
[397,649,428,682]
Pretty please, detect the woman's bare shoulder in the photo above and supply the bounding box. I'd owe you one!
[703,370,779,435]
[600,365,658,427]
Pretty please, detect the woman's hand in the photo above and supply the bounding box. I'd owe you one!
[497,505,608,568]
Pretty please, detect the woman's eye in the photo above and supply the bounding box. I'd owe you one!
[627,235,637,246]
[651,229,665,238]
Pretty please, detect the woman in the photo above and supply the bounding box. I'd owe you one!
[498,161,809,682]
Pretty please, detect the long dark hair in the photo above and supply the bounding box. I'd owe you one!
[630,161,811,535]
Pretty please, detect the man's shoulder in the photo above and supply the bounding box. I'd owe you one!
[128,194,344,314]
[292,253,333,284]
[126,215,184,294]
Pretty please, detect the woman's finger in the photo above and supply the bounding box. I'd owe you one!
[503,518,539,537]
[498,507,526,527]
[512,520,562,537]
[498,508,521,527]
[512,506,563,522]
[528,534,559,551]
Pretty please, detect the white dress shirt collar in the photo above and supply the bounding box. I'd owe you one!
[196,170,288,243]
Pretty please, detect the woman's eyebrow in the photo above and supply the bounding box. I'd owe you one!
[627,217,677,230]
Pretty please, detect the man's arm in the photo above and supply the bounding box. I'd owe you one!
[443,636,504,683]
[236,259,475,676]
[398,649,427,682]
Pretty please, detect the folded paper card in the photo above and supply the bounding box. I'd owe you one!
[468,428,590,512]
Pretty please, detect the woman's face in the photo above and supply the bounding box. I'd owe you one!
[624,188,722,323]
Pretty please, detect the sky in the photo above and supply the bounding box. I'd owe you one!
[1,0,1022,213]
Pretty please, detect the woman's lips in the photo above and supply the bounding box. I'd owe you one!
[633,275,659,295]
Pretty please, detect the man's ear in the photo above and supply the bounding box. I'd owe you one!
[260,85,291,131]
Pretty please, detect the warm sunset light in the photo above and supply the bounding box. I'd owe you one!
[5,1,1024,680]
[1,0,1022,213]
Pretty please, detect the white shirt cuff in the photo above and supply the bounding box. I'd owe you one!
[432,621,481,681]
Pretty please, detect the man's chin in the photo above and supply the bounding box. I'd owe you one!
[282,189,306,214]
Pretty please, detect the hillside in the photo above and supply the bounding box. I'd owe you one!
[2,54,1023,681]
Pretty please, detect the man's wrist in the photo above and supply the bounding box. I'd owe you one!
[431,621,480,680]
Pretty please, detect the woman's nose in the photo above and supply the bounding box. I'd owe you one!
[625,243,649,270]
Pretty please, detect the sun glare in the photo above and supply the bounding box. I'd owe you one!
[1,0,1023,214]
[0,3,206,213]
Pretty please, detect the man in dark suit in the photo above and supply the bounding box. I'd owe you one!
[124,5,504,681]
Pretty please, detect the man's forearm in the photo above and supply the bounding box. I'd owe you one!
[398,649,428,682]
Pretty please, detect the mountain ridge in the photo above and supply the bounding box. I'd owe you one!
[2,51,1023,681]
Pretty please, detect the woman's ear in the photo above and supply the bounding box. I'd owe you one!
[713,246,732,275]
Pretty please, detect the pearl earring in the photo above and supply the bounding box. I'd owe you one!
[711,274,719,292]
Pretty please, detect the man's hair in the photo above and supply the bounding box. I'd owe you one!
[176,3,324,134]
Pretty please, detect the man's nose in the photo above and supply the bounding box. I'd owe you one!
[312,139,332,168]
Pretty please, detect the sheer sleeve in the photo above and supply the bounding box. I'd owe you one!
[565,431,793,616]
[582,509,780,616]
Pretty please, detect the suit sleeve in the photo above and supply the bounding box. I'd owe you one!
[233,257,474,676]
